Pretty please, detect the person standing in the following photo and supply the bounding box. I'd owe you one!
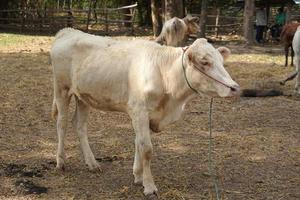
[271,7,286,38]
[256,6,267,43]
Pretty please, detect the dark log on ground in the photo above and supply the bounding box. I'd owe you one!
[241,89,283,97]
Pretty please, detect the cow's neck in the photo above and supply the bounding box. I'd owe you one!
[158,47,197,103]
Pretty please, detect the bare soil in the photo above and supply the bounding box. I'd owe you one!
[0,35,299,200]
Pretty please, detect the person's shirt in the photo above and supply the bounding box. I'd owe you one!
[275,12,286,26]
[256,9,267,26]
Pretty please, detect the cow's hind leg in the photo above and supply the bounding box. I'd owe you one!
[130,107,158,196]
[295,56,300,95]
[55,89,71,170]
[73,97,100,171]
[291,46,295,66]
[285,45,289,67]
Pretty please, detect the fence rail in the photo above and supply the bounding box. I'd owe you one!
[0,3,137,34]
[191,13,244,35]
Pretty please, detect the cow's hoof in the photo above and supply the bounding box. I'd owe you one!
[86,160,102,172]
[145,191,159,199]
[56,157,66,171]
[133,175,143,185]
[56,162,66,171]
[144,185,158,196]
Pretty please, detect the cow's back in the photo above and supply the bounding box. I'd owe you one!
[51,28,115,89]
[281,23,300,45]
[51,28,114,65]
[67,38,166,112]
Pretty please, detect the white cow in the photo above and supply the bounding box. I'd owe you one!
[51,28,239,196]
[155,15,199,47]
[292,26,300,94]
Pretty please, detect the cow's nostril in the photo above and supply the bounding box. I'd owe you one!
[230,85,240,93]
[231,87,236,92]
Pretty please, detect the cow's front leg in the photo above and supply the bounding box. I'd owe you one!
[133,140,143,184]
[130,108,158,195]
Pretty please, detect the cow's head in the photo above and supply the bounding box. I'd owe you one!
[183,15,200,35]
[184,38,240,97]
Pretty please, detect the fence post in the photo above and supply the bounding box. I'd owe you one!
[130,5,136,34]
[86,0,92,31]
[105,8,108,34]
[214,8,220,37]
[21,9,26,32]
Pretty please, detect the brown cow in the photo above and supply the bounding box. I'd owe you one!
[280,23,300,66]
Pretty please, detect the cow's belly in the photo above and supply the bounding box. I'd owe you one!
[79,92,127,112]
[73,77,128,112]
[71,52,130,112]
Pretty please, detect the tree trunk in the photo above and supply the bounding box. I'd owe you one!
[215,8,220,37]
[243,0,255,44]
[86,0,92,31]
[161,0,165,23]
[164,0,183,21]
[93,0,98,23]
[165,0,174,21]
[174,0,184,18]
[199,0,207,38]
[151,0,162,36]
[67,0,73,27]
[285,4,292,24]
[136,0,151,26]
[145,2,152,26]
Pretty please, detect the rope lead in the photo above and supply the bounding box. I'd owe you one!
[181,48,221,199]
[209,98,221,200]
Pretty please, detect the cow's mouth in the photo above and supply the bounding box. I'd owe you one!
[149,120,161,133]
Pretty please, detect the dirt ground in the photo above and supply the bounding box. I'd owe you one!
[0,34,299,200]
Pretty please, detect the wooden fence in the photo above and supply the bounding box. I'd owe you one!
[207,15,243,36]
[191,14,244,36]
[0,3,137,34]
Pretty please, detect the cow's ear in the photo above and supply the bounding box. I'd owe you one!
[187,51,194,63]
[184,14,199,23]
[189,17,199,23]
[217,47,231,61]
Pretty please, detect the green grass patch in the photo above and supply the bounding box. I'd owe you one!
[0,33,52,47]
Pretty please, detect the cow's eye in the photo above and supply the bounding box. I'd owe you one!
[201,61,209,65]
